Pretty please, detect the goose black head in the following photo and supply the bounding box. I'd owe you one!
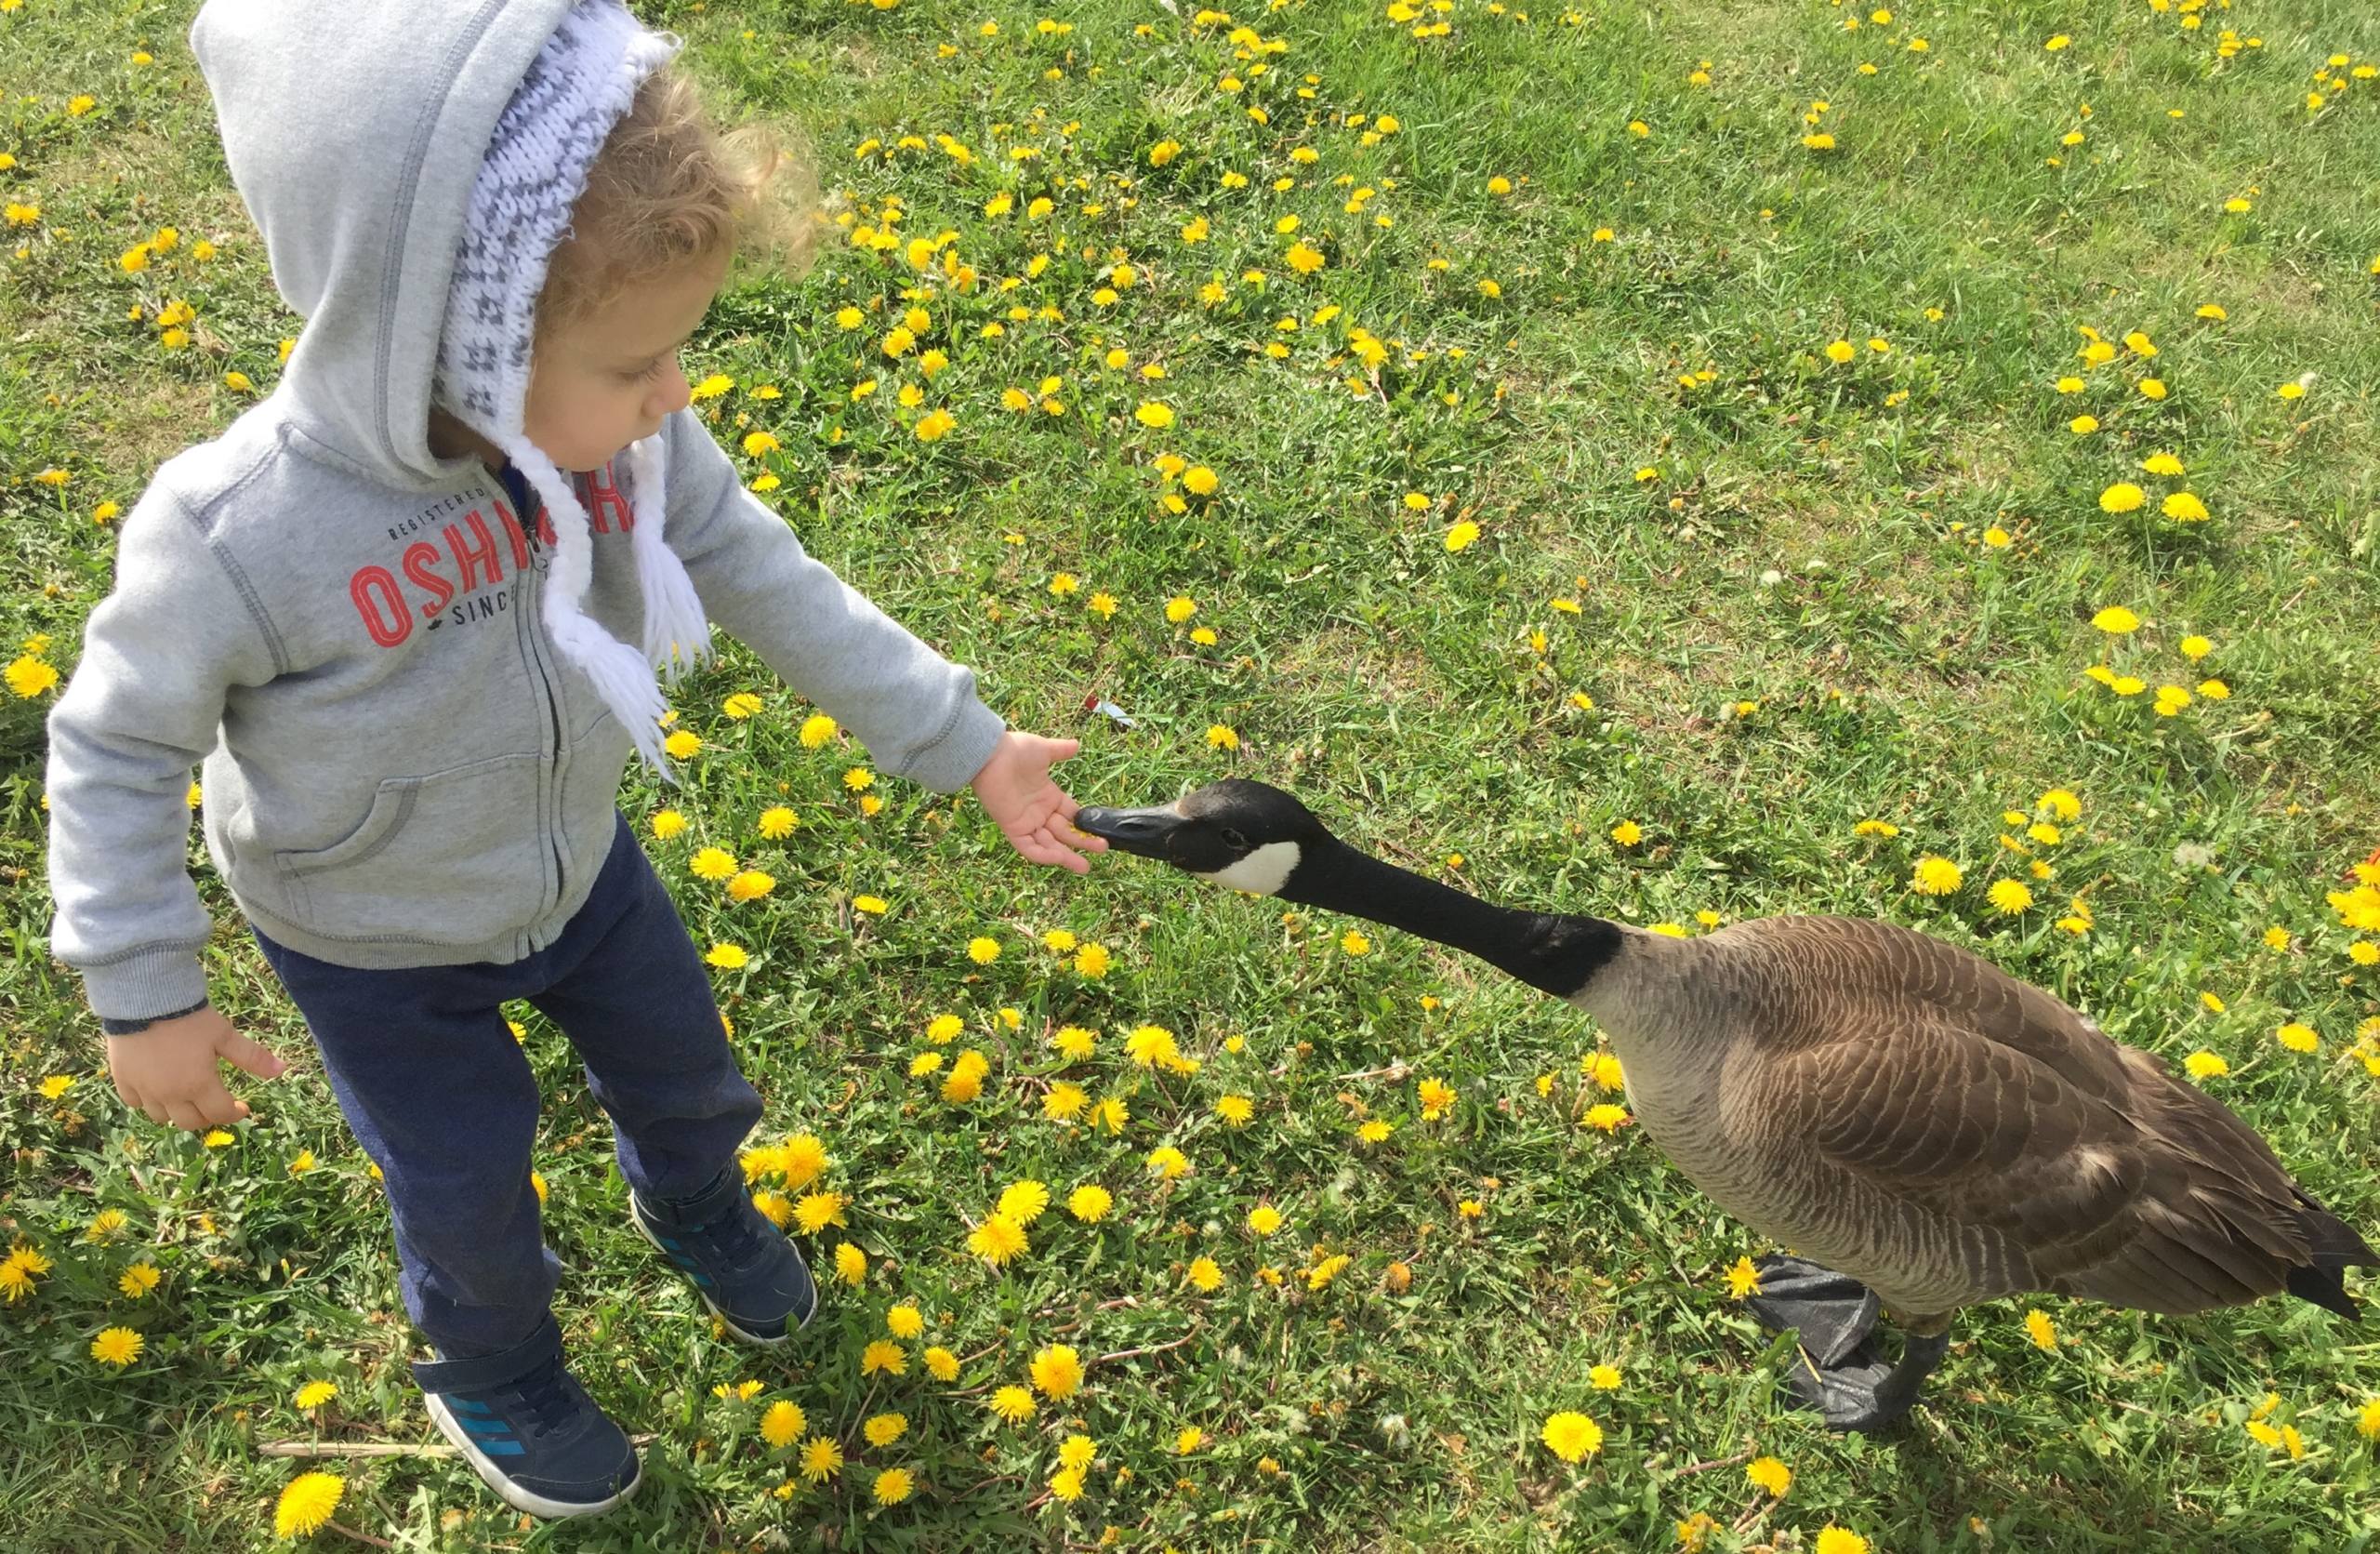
[1073,777,1332,897]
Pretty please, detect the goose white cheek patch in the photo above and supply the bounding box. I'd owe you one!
[1199,841,1302,897]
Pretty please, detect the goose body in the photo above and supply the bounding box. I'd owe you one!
[1580,915,2362,1324]
[1076,779,2374,1428]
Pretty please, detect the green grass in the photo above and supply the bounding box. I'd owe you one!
[6,0,2380,1547]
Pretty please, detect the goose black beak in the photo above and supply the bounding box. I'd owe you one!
[1071,804,1185,859]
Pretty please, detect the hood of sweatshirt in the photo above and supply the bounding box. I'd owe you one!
[190,0,580,494]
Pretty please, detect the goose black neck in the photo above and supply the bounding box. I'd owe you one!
[1286,835,1622,999]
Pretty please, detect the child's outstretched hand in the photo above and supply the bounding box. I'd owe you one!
[106,1005,286,1131]
[970,731,1107,873]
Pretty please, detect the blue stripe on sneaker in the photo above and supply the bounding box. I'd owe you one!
[460,1419,514,1438]
[478,1440,526,1456]
[449,1399,496,1415]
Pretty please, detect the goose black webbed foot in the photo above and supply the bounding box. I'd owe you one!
[1739,1255,1949,1431]
[1742,1254,1880,1367]
[1778,1329,1949,1432]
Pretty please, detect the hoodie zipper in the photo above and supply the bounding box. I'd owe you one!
[514,504,569,934]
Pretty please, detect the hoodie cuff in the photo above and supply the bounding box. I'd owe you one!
[80,946,211,1026]
[895,697,1009,796]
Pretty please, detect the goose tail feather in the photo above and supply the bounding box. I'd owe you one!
[2284,1191,2374,1320]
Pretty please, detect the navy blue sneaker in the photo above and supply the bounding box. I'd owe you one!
[415,1315,641,1520]
[629,1167,817,1345]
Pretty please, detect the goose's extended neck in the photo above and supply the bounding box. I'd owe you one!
[1289,835,1623,999]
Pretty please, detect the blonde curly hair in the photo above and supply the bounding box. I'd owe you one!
[537,61,818,339]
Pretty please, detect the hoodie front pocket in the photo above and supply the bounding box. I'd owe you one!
[272,752,545,945]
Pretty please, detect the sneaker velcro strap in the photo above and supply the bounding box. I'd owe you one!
[412,1312,564,1395]
[640,1165,742,1229]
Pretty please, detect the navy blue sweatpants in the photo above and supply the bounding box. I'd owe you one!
[252,810,762,1360]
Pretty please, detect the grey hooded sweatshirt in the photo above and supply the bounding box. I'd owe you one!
[44,0,1007,1024]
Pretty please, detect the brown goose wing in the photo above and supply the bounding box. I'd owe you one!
[1739,917,2343,1316]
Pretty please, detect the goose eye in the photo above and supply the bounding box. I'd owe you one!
[1219,826,1250,850]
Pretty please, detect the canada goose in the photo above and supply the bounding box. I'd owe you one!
[1073,778,2374,1430]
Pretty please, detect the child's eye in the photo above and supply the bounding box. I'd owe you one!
[627,356,668,383]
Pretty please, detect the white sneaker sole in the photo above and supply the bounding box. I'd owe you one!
[425,1391,641,1521]
[628,1194,813,1347]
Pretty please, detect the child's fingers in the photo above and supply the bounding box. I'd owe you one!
[219,1030,286,1080]
[1012,819,1093,872]
[195,1081,248,1129]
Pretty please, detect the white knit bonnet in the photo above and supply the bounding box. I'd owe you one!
[431,0,713,779]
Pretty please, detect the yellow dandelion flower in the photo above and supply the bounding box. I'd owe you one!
[272,1472,345,1539]
[969,1214,1030,1266]
[1911,857,1964,895]
[800,1436,843,1482]
[997,1180,1051,1226]
[795,1191,848,1234]
[1030,1343,1085,1400]
[1540,1411,1602,1463]
[761,1400,807,1447]
[90,1326,144,1367]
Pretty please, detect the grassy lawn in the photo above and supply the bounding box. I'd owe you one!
[5,0,2380,1547]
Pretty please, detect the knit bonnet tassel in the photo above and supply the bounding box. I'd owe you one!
[621,430,711,684]
[429,0,710,780]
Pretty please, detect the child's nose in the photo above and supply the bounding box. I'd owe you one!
[649,359,692,418]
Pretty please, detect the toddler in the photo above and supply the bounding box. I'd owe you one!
[45,0,1103,1520]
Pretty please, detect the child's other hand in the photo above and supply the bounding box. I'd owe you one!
[106,1006,287,1131]
[969,730,1108,874]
